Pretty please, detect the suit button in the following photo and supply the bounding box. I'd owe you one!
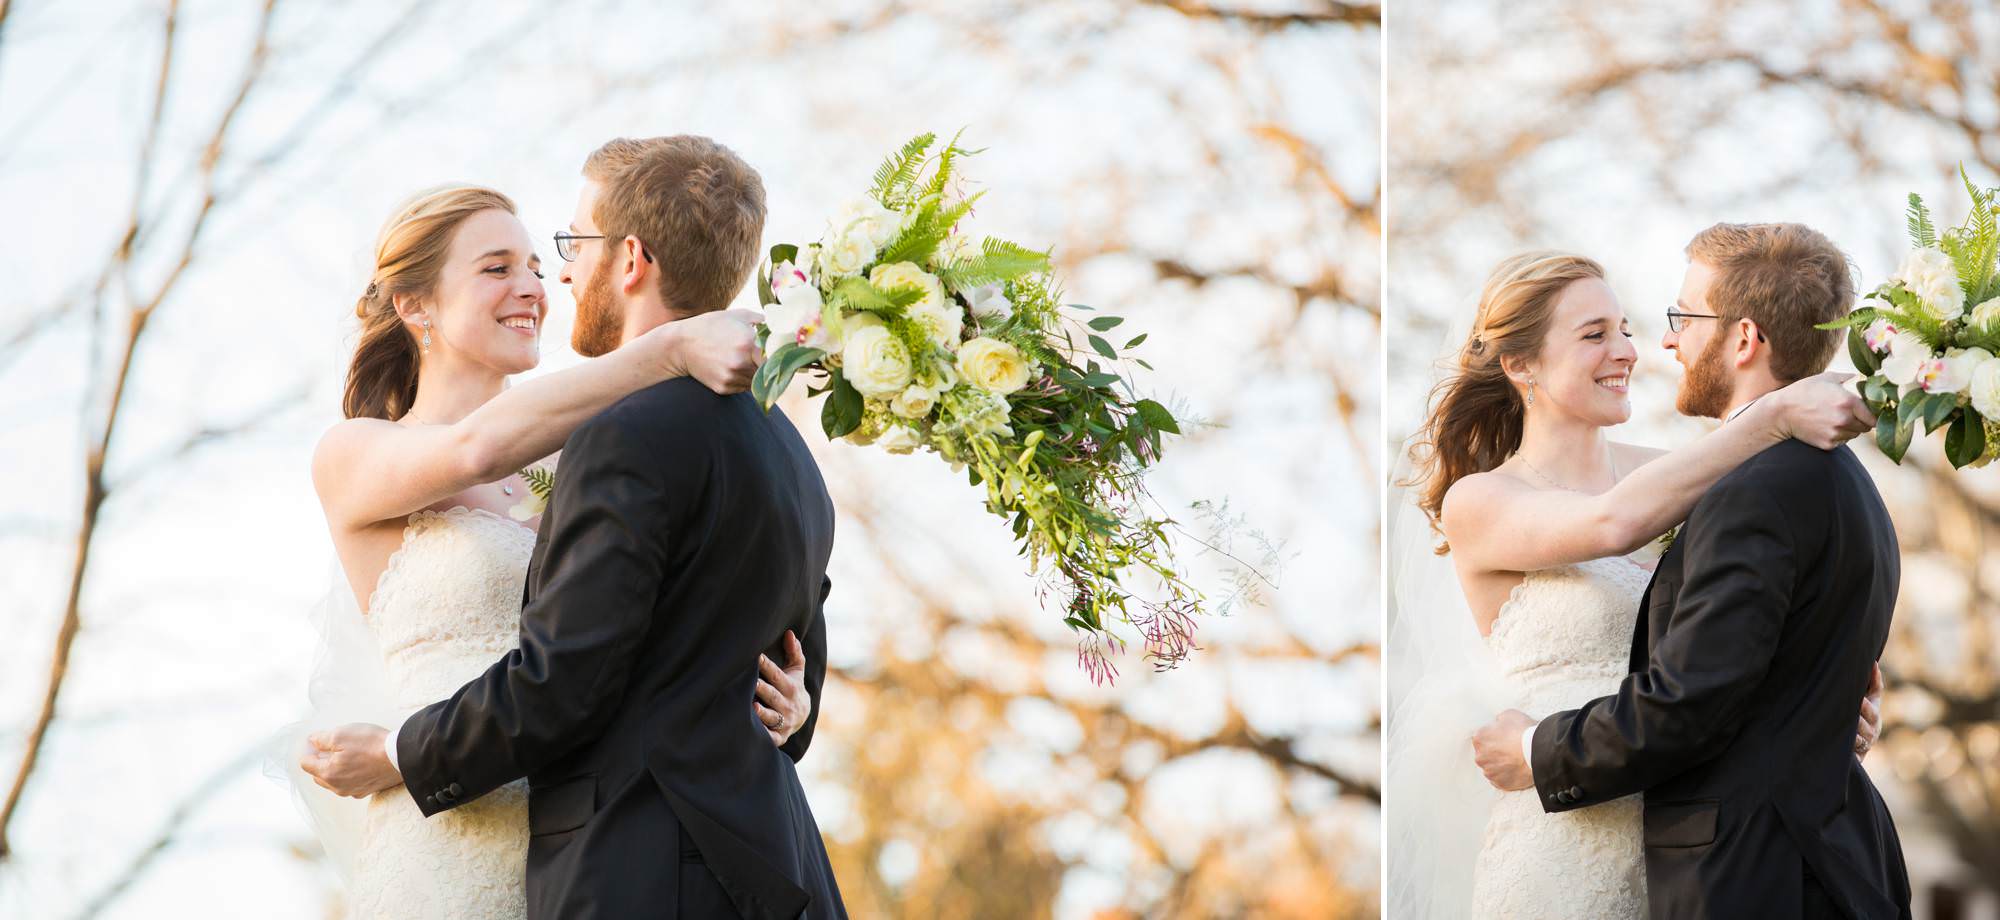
[448,783,463,796]
[425,794,437,806]
[1568,786,1583,798]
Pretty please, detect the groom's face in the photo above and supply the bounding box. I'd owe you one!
[1666,259,1733,419]
[564,180,625,358]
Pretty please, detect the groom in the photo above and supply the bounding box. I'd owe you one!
[1472,223,1911,919]
[310,136,845,918]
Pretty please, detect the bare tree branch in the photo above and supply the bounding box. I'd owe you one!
[0,0,280,859]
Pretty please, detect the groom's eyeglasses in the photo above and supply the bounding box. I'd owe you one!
[554,232,654,264]
[1665,308,1766,341]
[554,232,604,262]
[1665,308,1719,333]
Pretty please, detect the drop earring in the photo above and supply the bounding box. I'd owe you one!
[422,317,432,355]
[1526,377,1536,408]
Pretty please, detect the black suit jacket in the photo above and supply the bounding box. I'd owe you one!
[396,378,845,920]
[1530,440,1911,920]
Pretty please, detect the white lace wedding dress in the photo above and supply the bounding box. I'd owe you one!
[348,506,535,918]
[1468,554,1652,918]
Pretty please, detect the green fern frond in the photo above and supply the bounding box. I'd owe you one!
[829,275,923,314]
[938,237,1052,291]
[880,192,982,266]
[1959,166,2000,303]
[521,465,557,500]
[1880,287,1952,348]
[920,127,975,200]
[1908,193,1938,250]
[871,133,936,209]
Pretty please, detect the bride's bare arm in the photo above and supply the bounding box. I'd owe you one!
[1442,372,1872,574]
[314,310,762,530]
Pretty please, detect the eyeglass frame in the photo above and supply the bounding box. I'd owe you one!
[553,232,602,262]
[1665,307,1764,341]
[554,231,654,264]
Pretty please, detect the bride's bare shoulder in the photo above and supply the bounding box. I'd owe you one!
[1439,466,1533,527]
[311,418,400,486]
[314,417,397,457]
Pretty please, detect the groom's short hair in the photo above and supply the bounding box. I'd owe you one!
[1685,222,1851,382]
[585,136,766,315]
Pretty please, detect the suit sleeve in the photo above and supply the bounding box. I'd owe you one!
[779,575,831,763]
[1530,472,1801,813]
[396,414,689,816]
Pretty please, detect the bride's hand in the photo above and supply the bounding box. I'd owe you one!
[1771,372,1875,450]
[755,630,811,746]
[1855,662,1884,759]
[661,309,764,395]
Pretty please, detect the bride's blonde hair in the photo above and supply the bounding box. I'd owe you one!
[343,185,517,420]
[1406,251,1605,551]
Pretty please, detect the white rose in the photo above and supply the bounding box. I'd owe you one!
[955,336,1033,395]
[870,261,960,347]
[1893,247,1966,320]
[1972,359,2000,421]
[832,198,905,250]
[816,232,873,281]
[876,425,923,455]
[964,283,1013,324]
[1924,347,1996,394]
[889,384,939,419]
[840,323,914,397]
[1880,329,1932,387]
[1971,297,2000,333]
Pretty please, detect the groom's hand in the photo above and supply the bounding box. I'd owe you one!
[1472,709,1536,792]
[754,630,811,746]
[300,723,402,799]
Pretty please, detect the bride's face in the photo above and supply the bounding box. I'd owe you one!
[1525,277,1636,426]
[423,209,548,376]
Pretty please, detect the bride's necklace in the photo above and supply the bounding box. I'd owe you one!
[405,410,513,495]
[1518,448,1621,494]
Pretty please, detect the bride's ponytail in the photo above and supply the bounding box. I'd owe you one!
[1406,251,1604,551]
[342,185,517,420]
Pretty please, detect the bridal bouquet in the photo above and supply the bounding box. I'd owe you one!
[750,132,1198,682]
[1822,168,2000,467]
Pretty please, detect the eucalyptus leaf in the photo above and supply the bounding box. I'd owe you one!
[1087,316,1124,331]
[1088,334,1118,360]
[1135,399,1179,434]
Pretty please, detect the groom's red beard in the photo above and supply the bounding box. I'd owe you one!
[1676,329,1734,419]
[571,258,624,358]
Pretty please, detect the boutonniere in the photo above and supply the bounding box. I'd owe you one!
[509,465,556,521]
[1655,525,1679,552]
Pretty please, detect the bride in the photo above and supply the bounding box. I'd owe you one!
[287,185,816,916]
[1387,251,1880,918]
